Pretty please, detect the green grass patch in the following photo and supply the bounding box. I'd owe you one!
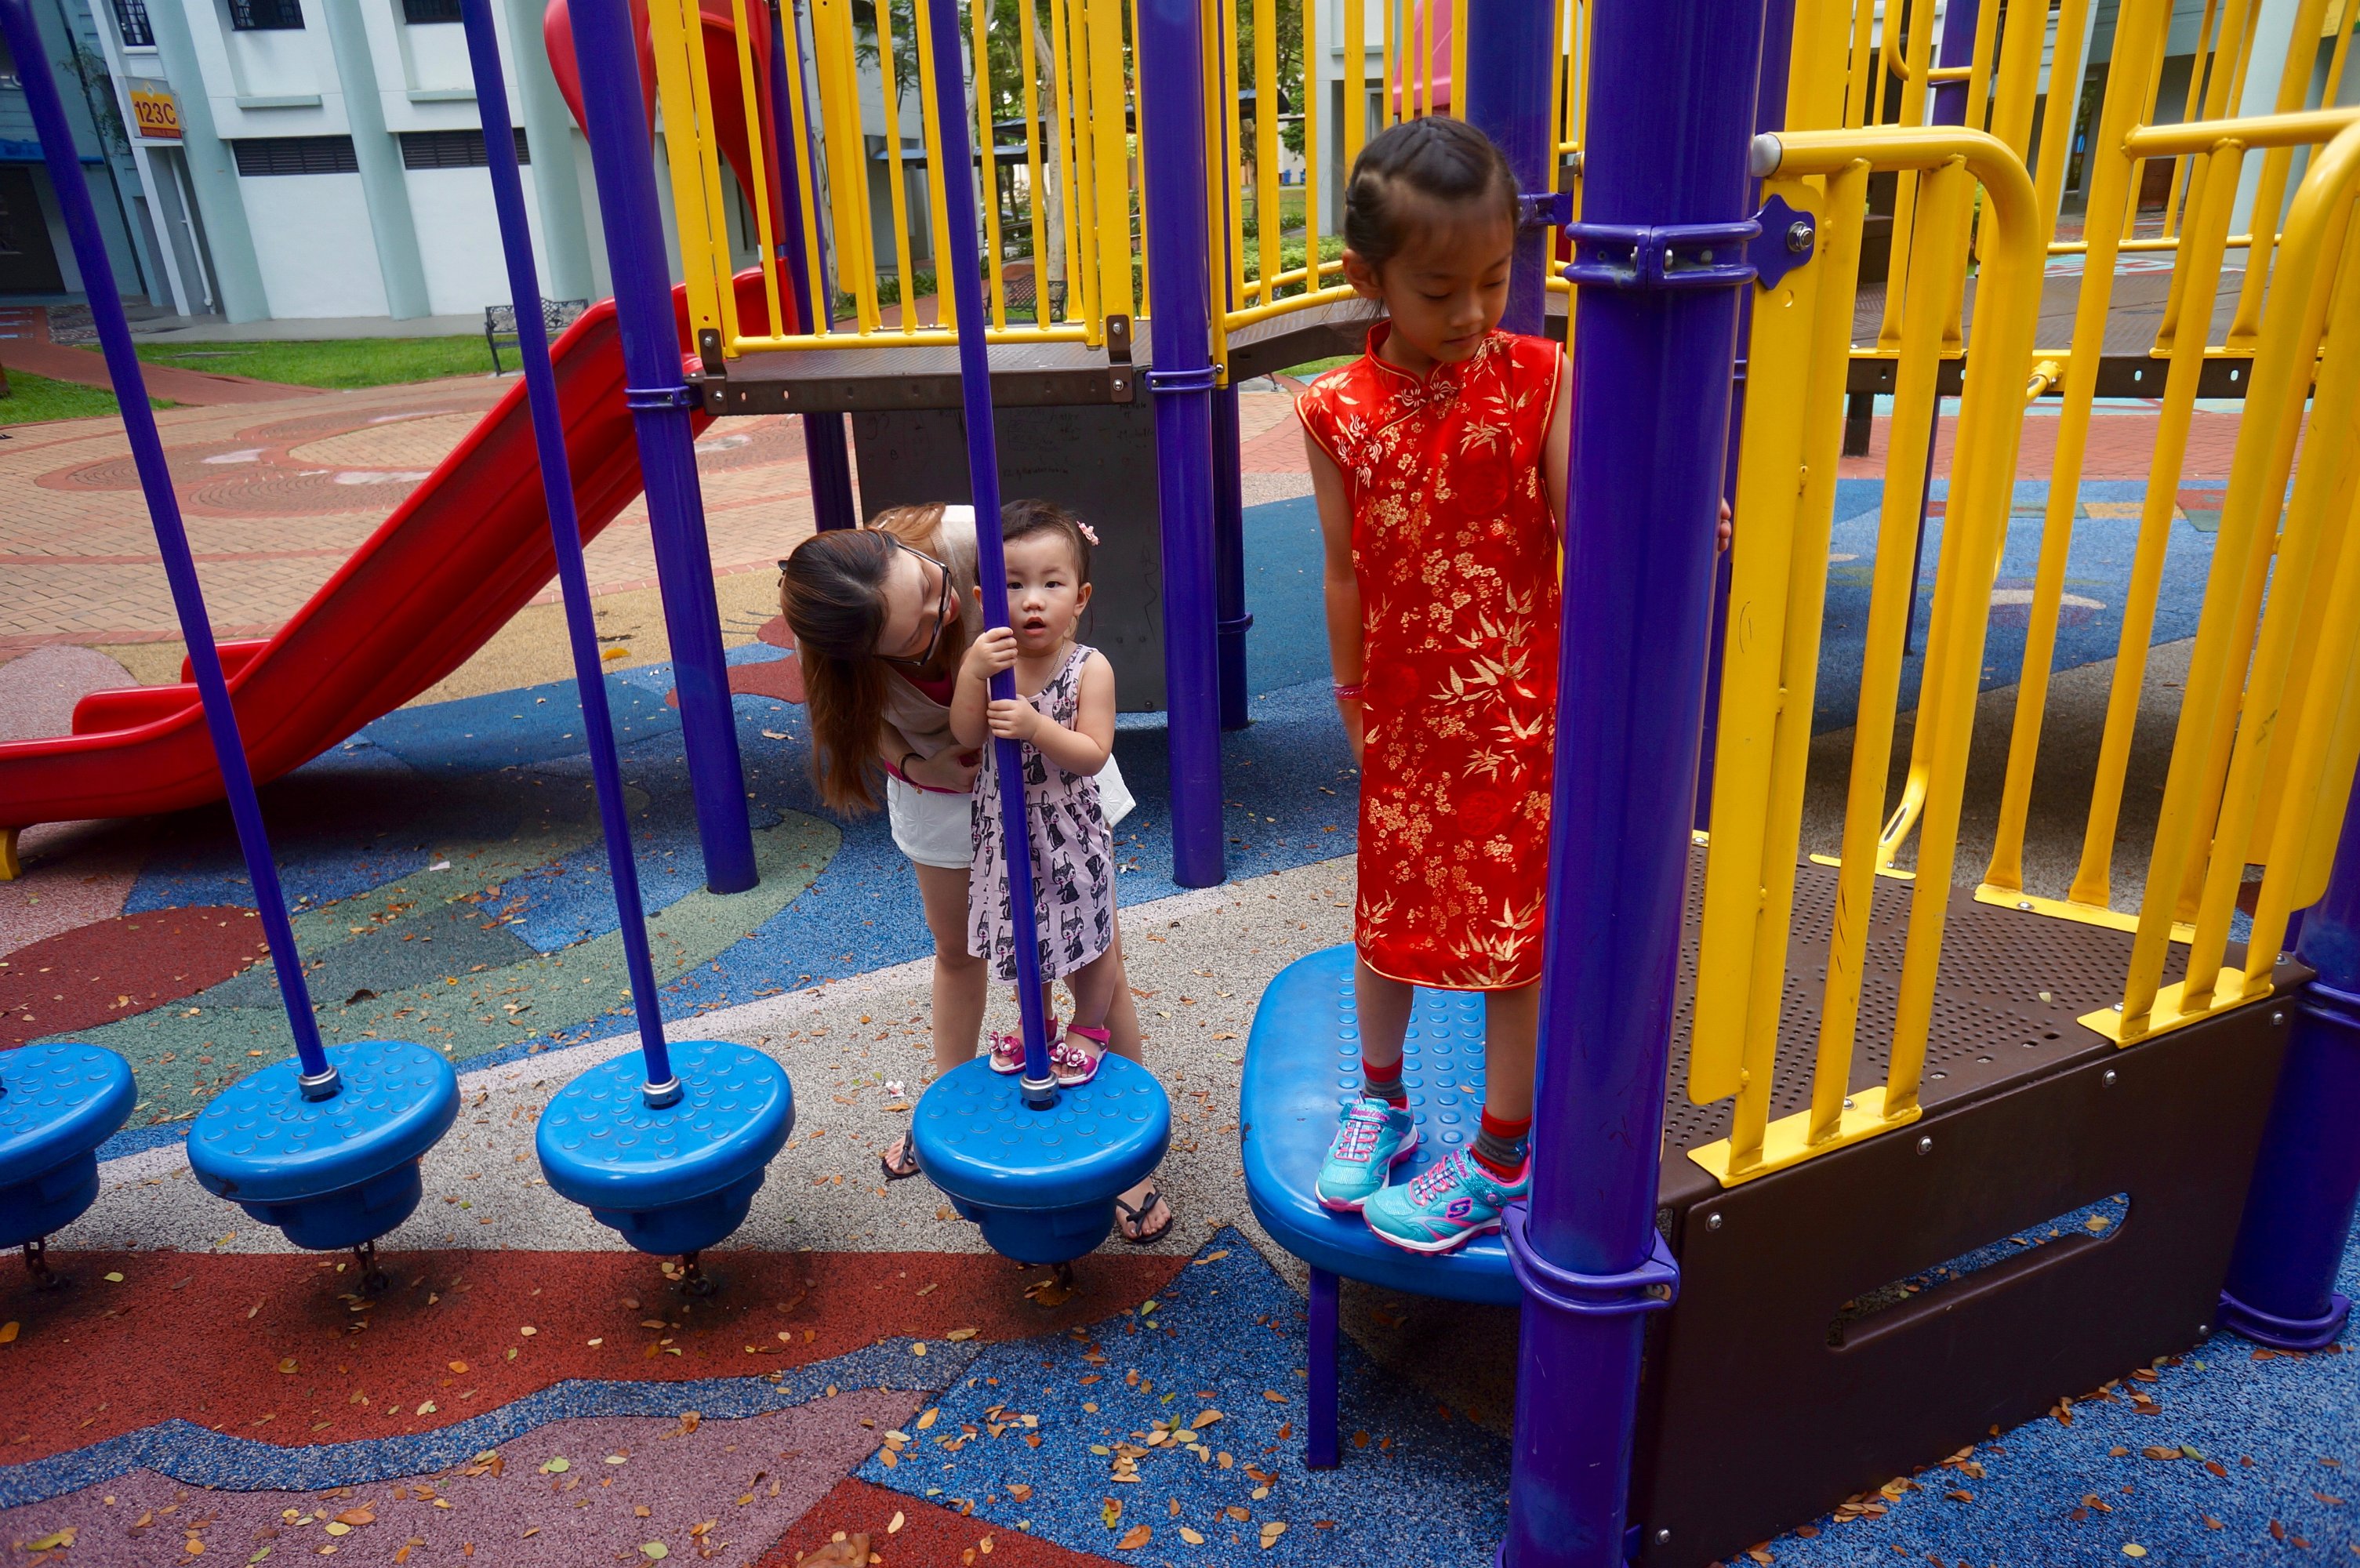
[1276,354,1357,380]
[135,336,492,389]
[0,368,170,425]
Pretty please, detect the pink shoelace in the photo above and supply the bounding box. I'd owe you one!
[1334,1102,1391,1164]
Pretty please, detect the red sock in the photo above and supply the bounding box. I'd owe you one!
[1362,1051,1408,1108]
[1472,1109,1531,1181]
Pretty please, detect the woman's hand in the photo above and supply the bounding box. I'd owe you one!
[985,697,1044,742]
[962,626,1019,682]
[1719,498,1734,553]
[907,748,980,791]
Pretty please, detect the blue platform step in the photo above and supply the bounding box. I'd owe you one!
[1240,945,1521,1466]
[189,1040,460,1253]
[537,1039,794,1258]
[913,1054,1171,1266]
[0,1043,137,1256]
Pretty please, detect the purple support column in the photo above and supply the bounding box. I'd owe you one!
[1138,0,1225,887]
[1305,1267,1340,1468]
[570,0,758,893]
[460,0,677,1100]
[769,0,858,532]
[2219,784,2360,1349]
[1503,0,1766,1563]
[0,0,339,1097]
[1211,382,1251,731]
[1461,0,1555,337]
[920,0,1056,1098]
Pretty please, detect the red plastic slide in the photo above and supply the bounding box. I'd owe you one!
[0,270,780,845]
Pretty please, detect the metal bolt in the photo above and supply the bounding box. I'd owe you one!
[2271,1011,2286,1025]
[2103,1069,2118,1087]
[2114,1003,2126,1011]
[1656,1529,1672,1545]
[1842,1096,1856,1109]
[2199,1323,2211,1337]
[1917,1135,1934,1156]
[2018,899,2034,910]
[1785,220,1812,253]
[1705,1212,1723,1232]
[1698,249,1715,263]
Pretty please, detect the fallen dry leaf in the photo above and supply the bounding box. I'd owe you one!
[1180,1526,1206,1544]
[1117,1524,1153,1550]
[1260,1520,1287,1548]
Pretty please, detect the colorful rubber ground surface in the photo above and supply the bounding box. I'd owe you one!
[3,485,2354,1566]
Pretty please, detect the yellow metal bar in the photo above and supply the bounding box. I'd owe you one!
[1980,0,2168,899]
[2186,198,2360,1006]
[1875,0,1937,350]
[2121,15,2175,245]
[1221,281,1360,330]
[1380,0,1395,126]
[1254,0,1280,303]
[910,0,957,330]
[2163,0,2223,239]
[973,0,1007,331]
[2327,0,2360,104]
[1018,0,1051,325]
[1224,0,1247,304]
[2155,0,2264,335]
[2228,0,2336,347]
[779,0,834,336]
[1131,0,1147,308]
[1346,0,1367,170]
[2055,142,2246,911]
[1084,0,1132,325]
[645,0,737,350]
[728,324,1093,350]
[2119,122,2360,1038]
[1302,0,1320,296]
[1448,0,1467,118]
[872,0,923,334]
[1204,0,1232,372]
[1843,0,1876,128]
[1047,0,1087,323]
[727,0,787,343]
[1692,176,1835,1156]
[1414,0,1428,118]
[813,0,882,330]
[1984,0,2049,164]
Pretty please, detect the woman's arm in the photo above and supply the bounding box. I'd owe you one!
[1544,352,1573,534]
[1304,428,1367,764]
[988,650,1115,775]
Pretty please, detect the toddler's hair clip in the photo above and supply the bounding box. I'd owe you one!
[1077,521,1100,545]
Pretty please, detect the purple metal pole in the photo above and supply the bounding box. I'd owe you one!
[1305,1267,1340,1468]
[1504,0,1766,1561]
[920,0,1055,1102]
[1138,0,1225,887]
[2218,782,2360,1349]
[769,0,858,532]
[0,0,339,1097]
[461,0,677,1102]
[1211,381,1251,730]
[570,0,759,893]
[1461,0,1555,337]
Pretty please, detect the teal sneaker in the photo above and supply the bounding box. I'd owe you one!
[1363,1149,1525,1254]
[1313,1097,1418,1212]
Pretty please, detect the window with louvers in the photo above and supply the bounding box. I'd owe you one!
[227,0,305,30]
[398,128,530,169]
[231,136,359,176]
[401,0,463,22]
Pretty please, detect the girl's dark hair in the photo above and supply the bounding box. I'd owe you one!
[779,503,949,813]
[1342,116,1518,271]
[1001,496,1092,583]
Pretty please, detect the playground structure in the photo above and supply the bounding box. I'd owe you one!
[2,0,2360,1563]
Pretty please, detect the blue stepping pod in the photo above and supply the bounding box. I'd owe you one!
[912,1054,1171,1265]
[536,1039,794,1257]
[188,1040,460,1252]
[0,1044,137,1250]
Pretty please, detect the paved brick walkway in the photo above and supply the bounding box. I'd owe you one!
[0,305,310,407]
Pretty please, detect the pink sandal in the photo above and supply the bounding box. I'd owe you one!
[1052,1024,1111,1087]
[987,1029,1032,1074]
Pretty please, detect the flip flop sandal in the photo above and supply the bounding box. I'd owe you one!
[880,1134,921,1181]
[1051,1024,1111,1087]
[1113,1182,1173,1246]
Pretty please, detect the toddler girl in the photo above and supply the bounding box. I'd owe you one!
[953,504,1160,1236]
[1294,116,1570,1254]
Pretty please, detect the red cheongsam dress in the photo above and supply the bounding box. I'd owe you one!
[1295,325,1563,991]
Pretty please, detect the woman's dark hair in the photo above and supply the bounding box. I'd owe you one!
[1342,116,1519,271]
[779,504,946,813]
[1001,496,1093,583]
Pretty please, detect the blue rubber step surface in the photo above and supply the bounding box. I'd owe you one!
[187,1039,459,1205]
[1241,945,1519,1303]
[912,1053,1171,1210]
[0,1043,137,1248]
[536,1038,794,1212]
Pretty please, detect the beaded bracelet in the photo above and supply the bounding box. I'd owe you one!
[1332,681,1365,702]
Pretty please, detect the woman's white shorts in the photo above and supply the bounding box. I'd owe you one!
[887,753,1137,870]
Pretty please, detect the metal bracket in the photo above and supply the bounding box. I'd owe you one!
[1563,218,1759,292]
[1748,194,1816,291]
[1519,190,1573,230]
[1503,1202,1680,1316]
[1106,314,1133,365]
[1145,365,1218,394]
[624,383,701,411]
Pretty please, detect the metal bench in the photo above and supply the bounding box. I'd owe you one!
[484,296,588,374]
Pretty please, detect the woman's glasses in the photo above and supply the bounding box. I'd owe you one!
[877,539,953,667]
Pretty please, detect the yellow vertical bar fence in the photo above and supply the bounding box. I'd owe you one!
[973,0,1006,330]
[1254,0,1280,303]
[2227,1,2334,346]
[1084,0,1132,325]
[778,0,834,335]
[1018,0,1051,325]
[645,0,739,349]
[910,0,957,329]
[873,0,923,333]
[727,0,786,342]
[1302,0,1320,297]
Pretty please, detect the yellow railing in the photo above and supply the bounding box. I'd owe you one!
[1685,123,2046,1187]
[648,0,1140,360]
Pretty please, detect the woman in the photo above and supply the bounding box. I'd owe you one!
[779,503,1172,1244]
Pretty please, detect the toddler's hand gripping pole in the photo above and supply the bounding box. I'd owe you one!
[0,0,338,1098]
[923,0,1056,1107]
[457,0,680,1106]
